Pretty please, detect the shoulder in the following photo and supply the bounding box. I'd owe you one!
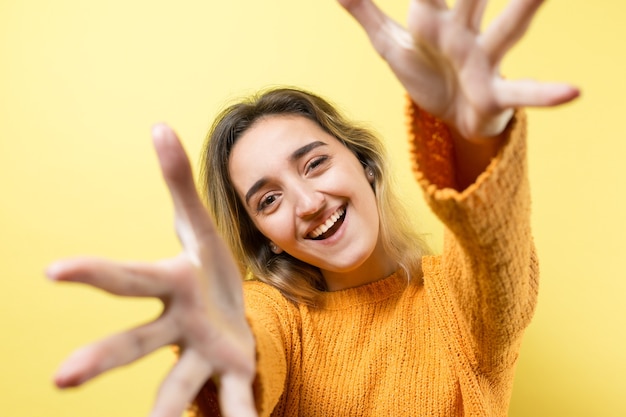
[243,279,300,321]
[244,279,288,302]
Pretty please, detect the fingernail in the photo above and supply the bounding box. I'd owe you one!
[45,262,62,280]
[151,123,170,141]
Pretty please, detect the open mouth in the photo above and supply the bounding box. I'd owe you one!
[308,207,346,240]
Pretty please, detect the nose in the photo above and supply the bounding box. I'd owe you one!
[294,183,325,218]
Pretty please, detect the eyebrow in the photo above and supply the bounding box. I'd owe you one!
[244,140,328,205]
[289,140,327,162]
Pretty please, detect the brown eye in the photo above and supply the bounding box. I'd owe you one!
[257,194,278,212]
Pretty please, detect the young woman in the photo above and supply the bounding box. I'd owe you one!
[47,0,579,416]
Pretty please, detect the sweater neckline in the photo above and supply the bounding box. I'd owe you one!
[317,270,409,310]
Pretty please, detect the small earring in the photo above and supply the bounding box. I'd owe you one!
[367,168,374,177]
[269,242,282,254]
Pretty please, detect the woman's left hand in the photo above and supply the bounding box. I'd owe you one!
[338,0,579,140]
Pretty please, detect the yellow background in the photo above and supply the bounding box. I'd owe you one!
[1,1,624,416]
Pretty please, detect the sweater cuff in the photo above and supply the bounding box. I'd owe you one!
[405,97,457,190]
[405,96,526,201]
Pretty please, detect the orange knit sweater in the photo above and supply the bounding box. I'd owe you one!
[193,102,538,416]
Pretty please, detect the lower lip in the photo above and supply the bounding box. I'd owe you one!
[314,207,348,245]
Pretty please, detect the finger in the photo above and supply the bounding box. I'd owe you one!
[406,0,447,43]
[152,124,217,260]
[453,0,487,32]
[416,0,447,9]
[55,317,177,388]
[46,257,175,297]
[153,125,246,299]
[482,0,544,64]
[495,78,580,108]
[337,0,410,59]
[218,372,257,417]
[150,350,213,417]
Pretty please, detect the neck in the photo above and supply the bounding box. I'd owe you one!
[322,239,398,291]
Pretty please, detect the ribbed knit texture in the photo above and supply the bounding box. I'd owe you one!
[191,101,538,416]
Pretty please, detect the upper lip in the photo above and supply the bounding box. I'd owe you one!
[303,205,345,239]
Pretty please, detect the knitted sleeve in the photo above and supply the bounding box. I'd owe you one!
[406,99,539,370]
[190,281,296,417]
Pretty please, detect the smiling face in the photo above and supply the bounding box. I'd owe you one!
[228,114,396,290]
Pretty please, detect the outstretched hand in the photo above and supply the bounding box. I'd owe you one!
[47,126,257,417]
[338,0,579,140]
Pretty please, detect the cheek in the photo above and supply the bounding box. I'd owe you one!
[253,211,294,245]
[357,179,380,222]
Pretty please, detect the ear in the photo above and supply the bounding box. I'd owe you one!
[269,241,283,254]
[364,165,375,184]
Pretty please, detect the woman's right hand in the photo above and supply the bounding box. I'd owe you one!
[47,125,257,417]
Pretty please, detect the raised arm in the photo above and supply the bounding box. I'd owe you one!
[47,126,257,417]
[338,0,579,187]
[339,0,579,370]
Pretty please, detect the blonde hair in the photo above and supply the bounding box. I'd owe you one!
[200,87,429,306]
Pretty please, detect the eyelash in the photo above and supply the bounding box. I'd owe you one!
[305,155,328,174]
[257,193,278,212]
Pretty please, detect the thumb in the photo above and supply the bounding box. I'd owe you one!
[337,0,410,60]
[337,0,388,40]
[151,124,216,261]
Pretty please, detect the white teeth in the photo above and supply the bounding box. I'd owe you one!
[309,207,345,239]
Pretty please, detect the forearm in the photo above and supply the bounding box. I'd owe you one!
[410,103,538,364]
[449,122,507,191]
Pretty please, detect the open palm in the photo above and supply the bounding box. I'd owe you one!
[339,0,579,139]
[48,126,257,417]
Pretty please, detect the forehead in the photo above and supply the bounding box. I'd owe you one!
[229,114,334,172]
[235,114,337,153]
